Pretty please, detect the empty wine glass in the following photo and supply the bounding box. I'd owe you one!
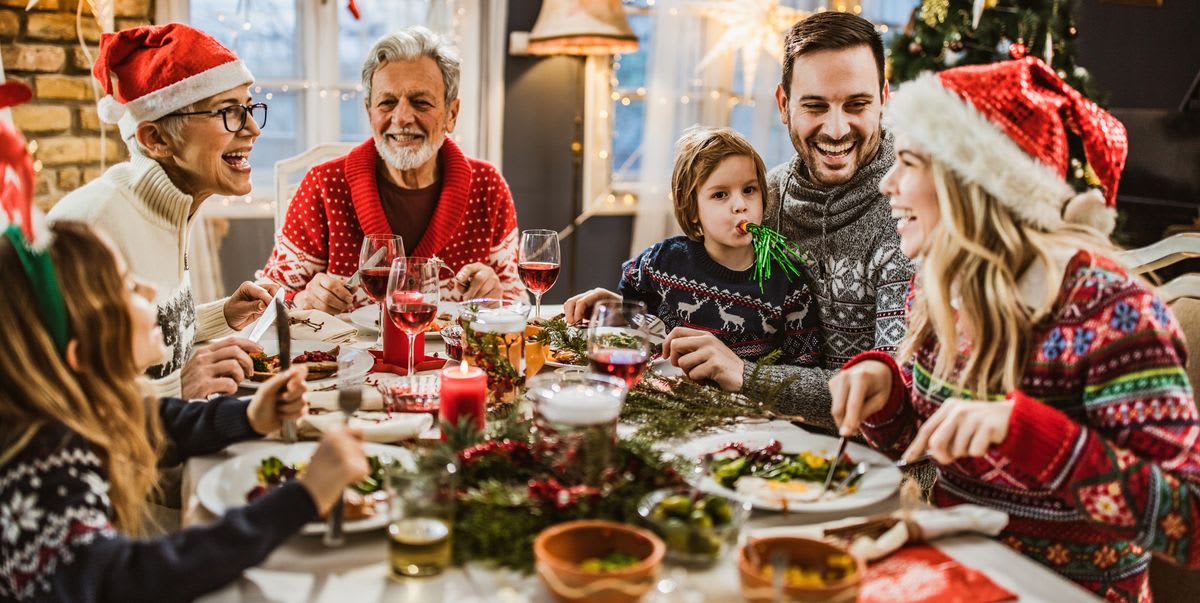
[587,300,650,389]
[359,234,404,330]
[518,229,560,320]
[386,257,441,376]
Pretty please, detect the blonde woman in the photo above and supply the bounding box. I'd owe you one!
[0,221,368,602]
[830,58,1200,601]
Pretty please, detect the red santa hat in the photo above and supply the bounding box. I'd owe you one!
[883,57,1127,235]
[93,23,254,140]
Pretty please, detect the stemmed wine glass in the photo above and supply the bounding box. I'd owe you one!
[359,234,405,331]
[386,257,441,376]
[518,229,560,320]
[587,300,650,389]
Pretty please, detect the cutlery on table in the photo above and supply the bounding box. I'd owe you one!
[323,380,363,547]
[275,298,298,443]
[346,245,387,289]
[246,288,285,343]
[818,436,849,498]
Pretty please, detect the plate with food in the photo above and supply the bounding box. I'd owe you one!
[673,430,901,513]
[348,303,453,338]
[196,442,410,535]
[241,341,373,390]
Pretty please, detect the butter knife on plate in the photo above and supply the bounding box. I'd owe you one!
[246,288,286,343]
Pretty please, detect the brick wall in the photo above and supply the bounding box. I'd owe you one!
[0,0,154,210]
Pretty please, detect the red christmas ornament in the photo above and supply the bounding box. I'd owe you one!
[1008,41,1028,59]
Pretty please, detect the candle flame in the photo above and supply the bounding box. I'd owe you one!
[460,360,469,373]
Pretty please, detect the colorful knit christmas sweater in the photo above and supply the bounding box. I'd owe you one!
[257,138,525,306]
[619,236,822,365]
[0,397,317,602]
[849,251,1200,602]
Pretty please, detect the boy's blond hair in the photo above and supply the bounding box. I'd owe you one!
[671,126,768,241]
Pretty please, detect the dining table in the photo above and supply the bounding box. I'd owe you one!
[186,304,1101,603]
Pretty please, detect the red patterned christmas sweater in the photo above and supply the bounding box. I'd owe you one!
[257,138,524,306]
[848,250,1200,602]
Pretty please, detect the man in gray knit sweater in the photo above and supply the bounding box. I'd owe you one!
[663,12,913,430]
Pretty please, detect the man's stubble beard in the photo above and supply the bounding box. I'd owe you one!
[785,111,884,187]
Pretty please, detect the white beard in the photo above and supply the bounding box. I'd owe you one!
[374,132,443,172]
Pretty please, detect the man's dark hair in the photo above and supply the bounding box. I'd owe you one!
[780,11,885,94]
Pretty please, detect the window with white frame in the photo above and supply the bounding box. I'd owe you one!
[160,0,500,196]
[608,0,912,192]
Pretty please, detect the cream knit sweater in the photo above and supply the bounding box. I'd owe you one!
[47,146,233,398]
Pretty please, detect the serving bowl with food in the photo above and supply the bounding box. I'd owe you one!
[533,520,664,603]
[738,536,863,603]
[637,487,751,567]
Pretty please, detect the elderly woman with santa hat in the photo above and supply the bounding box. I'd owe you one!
[49,23,277,401]
[830,57,1200,601]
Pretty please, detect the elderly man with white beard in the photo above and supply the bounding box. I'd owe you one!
[258,26,523,312]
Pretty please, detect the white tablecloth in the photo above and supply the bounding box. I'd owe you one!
[188,305,1099,602]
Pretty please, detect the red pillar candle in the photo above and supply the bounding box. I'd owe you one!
[383,302,425,368]
[439,360,486,434]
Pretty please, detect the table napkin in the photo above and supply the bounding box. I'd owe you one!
[288,309,358,343]
[298,410,432,443]
[859,545,1016,603]
[846,505,1009,561]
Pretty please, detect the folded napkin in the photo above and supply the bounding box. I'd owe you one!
[859,545,1016,603]
[831,505,1009,562]
[298,410,432,443]
[307,388,385,411]
[367,349,447,375]
[289,309,357,343]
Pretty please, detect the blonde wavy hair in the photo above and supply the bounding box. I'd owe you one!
[0,221,162,534]
[899,161,1117,397]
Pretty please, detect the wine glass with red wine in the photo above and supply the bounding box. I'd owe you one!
[587,300,650,389]
[386,257,441,376]
[517,229,560,320]
[359,234,405,330]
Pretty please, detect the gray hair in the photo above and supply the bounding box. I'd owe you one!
[130,101,198,154]
[361,26,460,107]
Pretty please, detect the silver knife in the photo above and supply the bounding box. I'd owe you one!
[324,380,363,547]
[275,298,298,443]
[346,245,388,289]
[819,436,849,497]
[246,289,285,343]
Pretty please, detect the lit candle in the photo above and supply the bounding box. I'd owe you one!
[439,360,486,436]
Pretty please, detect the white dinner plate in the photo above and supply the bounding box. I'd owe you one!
[239,341,373,391]
[196,442,410,535]
[348,303,451,338]
[672,430,901,513]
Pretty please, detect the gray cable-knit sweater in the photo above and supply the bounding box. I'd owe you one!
[744,131,914,430]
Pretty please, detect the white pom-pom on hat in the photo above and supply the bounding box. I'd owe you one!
[1062,189,1116,236]
[97,94,125,123]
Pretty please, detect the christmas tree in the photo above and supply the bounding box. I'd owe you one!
[889,0,1100,190]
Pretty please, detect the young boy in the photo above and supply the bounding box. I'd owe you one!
[567,127,821,365]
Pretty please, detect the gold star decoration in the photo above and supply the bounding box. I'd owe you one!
[692,0,809,93]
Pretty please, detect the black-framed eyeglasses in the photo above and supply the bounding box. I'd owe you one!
[164,102,268,133]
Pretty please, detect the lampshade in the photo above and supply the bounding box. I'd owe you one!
[527,0,639,56]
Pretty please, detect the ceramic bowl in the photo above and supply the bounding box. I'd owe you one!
[737,535,865,603]
[533,520,665,603]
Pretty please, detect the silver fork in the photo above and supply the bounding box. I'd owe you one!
[323,381,363,547]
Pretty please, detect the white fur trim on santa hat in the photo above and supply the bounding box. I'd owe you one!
[1062,188,1116,235]
[883,73,1076,232]
[108,59,254,140]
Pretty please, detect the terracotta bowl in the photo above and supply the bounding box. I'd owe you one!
[738,536,865,603]
[533,520,665,603]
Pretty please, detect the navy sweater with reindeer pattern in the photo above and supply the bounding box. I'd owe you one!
[619,236,822,365]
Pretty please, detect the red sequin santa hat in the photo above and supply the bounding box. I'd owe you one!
[93,23,254,140]
[883,57,1127,235]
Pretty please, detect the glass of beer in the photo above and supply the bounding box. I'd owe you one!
[386,449,457,578]
[526,371,628,486]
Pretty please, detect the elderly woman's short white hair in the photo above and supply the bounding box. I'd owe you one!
[361,26,461,105]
